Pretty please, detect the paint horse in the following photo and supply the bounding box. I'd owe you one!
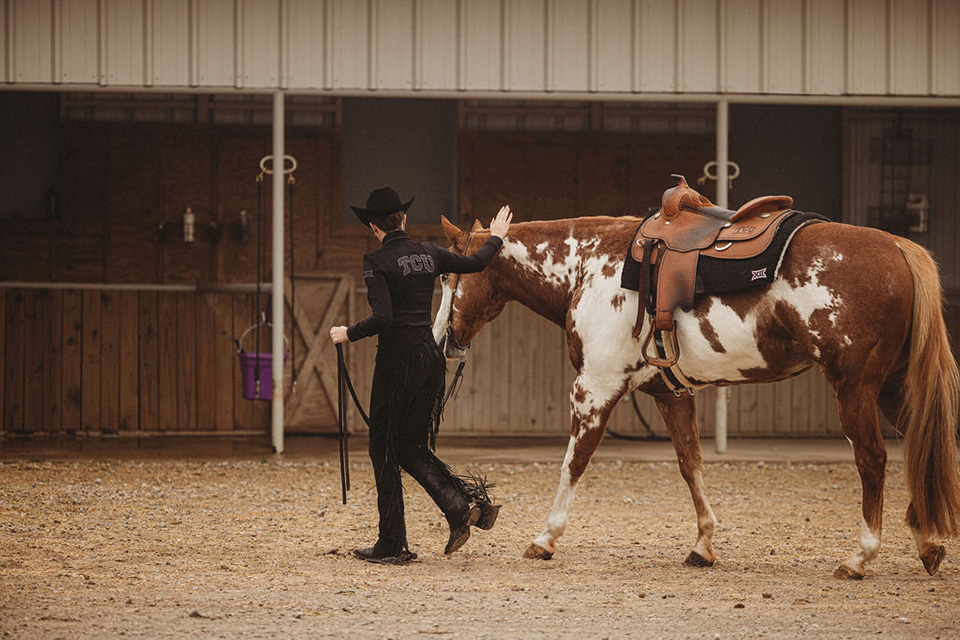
[431,203,960,579]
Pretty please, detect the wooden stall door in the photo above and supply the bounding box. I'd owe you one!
[283,274,353,434]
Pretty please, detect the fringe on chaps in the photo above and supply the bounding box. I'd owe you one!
[366,327,490,552]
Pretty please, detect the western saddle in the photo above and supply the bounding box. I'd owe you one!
[631,174,795,375]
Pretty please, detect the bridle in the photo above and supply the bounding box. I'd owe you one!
[438,231,475,407]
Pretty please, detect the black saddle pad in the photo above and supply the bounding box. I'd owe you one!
[620,211,829,295]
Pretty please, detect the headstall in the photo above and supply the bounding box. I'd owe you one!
[439,231,475,408]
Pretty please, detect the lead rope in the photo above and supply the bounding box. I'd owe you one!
[442,354,467,410]
[336,344,352,504]
[336,343,373,504]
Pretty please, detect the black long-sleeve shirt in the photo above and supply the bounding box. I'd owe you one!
[347,230,504,342]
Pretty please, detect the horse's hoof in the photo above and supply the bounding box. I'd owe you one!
[684,551,714,567]
[833,564,865,580]
[523,543,553,560]
[920,544,946,576]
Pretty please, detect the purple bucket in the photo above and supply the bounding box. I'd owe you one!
[239,353,288,401]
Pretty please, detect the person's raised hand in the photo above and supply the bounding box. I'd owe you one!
[489,205,513,239]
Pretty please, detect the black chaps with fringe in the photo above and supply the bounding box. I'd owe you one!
[368,326,473,551]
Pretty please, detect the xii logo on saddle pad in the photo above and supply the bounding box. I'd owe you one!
[751,268,768,281]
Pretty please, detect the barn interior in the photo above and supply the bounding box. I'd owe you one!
[2,90,957,441]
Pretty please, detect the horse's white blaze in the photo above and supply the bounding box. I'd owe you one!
[432,280,454,344]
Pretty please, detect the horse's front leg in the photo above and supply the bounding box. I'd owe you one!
[523,375,621,560]
[654,392,718,567]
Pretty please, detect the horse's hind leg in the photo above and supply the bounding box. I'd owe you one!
[524,377,619,560]
[654,393,718,567]
[877,379,946,576]
[834,382,887,580]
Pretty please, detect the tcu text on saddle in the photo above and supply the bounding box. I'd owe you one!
[434,183,960,580]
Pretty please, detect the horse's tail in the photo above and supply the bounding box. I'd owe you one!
[897,239,960,537]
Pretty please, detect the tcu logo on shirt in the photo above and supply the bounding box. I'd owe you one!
[397,254,435,275]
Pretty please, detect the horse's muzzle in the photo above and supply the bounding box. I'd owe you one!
[440,327,468,359]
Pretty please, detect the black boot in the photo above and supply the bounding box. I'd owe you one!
[399,447,479,555]
[444,504,481,555]
[474,501,500,530]
[457,472,500,530]
[353,538,417,564]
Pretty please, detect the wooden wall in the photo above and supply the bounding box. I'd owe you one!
[1,122,343,284]
[1,286,269,436]
[0,276,352,437]
[459,131,716,222]
[0,280,917,440]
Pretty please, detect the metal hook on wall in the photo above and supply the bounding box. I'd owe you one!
[698,160,741,190]
[258,154,298,178]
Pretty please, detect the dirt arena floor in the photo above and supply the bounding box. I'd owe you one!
[2,436,959,639]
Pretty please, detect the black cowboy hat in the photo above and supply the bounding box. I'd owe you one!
[350,186,416,225]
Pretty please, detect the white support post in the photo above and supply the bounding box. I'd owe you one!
[271,91,286,454]
[714,99,729,455]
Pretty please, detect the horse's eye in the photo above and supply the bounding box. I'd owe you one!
[440,274,449,284]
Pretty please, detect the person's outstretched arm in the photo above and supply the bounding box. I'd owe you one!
[436,206,513,274]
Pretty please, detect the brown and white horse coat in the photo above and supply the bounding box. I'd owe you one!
[433,215,960,579]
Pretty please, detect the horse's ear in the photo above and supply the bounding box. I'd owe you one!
[440,215,467,249]
[471,219,483,233]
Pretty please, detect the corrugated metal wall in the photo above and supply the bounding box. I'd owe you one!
[2,0,959,96]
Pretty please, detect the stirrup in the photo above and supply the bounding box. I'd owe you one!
[642,321,680,368]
